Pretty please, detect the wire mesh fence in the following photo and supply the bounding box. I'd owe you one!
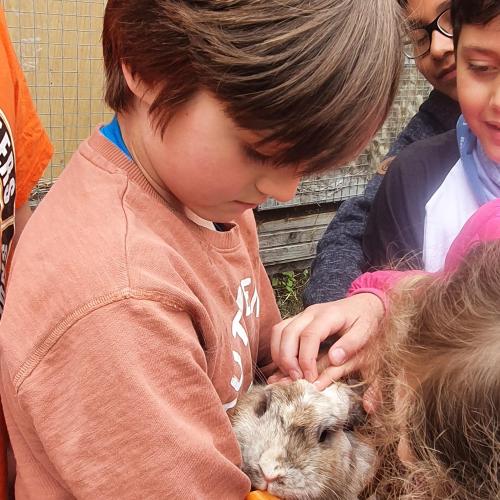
[2,0,111,183]
[259,61,431,209]
[3,1,431,210]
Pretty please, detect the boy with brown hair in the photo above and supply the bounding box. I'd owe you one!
[0,1,401,498]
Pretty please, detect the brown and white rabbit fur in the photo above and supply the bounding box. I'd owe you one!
[231,380,375,500]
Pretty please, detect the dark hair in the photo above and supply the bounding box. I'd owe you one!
[397,0,408,7]
[103,0,403,174]
[452,0,500,47]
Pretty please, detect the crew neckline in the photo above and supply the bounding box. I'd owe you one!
[86,128,243,251]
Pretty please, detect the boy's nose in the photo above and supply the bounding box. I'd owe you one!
[429,30,454,60]
[257,173,301,203]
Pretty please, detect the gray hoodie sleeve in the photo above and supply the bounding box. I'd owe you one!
[302,174,383,305]
[302,91,460,306]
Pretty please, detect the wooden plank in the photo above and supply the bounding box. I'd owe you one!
[260,241,320,267]
[257,212,334,233]
[259,182,367,209]
[259,225,329,249]
[257,210,335,267]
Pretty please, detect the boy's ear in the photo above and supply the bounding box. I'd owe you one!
[121,63,157,106]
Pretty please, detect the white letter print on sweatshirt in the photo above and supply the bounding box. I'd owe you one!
[223,278,260,411]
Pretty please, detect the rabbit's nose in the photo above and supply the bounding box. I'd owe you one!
[260,467,282,483]
[258,450,284,483]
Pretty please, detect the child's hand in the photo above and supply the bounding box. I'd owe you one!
[268,351,332,385]
[270,293,384,389]
[267,369,292,385]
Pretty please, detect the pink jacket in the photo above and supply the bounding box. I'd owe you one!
[348,199,500,305]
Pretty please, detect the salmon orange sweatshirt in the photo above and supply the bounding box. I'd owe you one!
[0,129,280,499]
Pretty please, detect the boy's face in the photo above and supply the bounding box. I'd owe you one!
[405,0,457,100]
[129,91,302,223]
[457,16,500,162]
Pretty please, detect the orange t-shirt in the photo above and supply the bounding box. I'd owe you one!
[0,7,52,498]
[0,8,53,205]
[0,7,52,310]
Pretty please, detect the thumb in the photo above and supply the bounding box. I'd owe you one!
[313,353,363,391]
[328,317,376,367]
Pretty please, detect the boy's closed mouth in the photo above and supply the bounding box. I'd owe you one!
[438,64,456,81]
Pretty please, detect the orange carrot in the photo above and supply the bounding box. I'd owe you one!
[245,491,280,500]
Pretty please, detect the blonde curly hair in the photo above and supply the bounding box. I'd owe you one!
[370,241,500,499]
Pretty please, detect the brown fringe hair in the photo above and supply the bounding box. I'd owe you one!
[452,0,500,48]
[369,241,500,499]
[102,0,403,173]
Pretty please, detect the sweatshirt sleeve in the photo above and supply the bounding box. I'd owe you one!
[303,91,459,307]
[362,158,425,270]
[303,173,384,306]
[363,131,460,271]
[17,297,250,499]
[347,269,423,309]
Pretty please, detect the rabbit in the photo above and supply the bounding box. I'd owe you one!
[231,379,375,500]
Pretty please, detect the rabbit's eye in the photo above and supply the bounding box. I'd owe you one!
[343,421,355,432]
[318,429,330,443]
[318,424,340,443]
[254,392,270,417]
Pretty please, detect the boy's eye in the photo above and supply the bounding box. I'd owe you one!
[242,144,273,165]
[468,63,495,74]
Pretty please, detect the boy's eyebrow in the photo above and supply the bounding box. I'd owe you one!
[461,46,500,59]
[408,0,450,29]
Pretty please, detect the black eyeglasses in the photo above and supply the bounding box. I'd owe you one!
[403,8,453,59]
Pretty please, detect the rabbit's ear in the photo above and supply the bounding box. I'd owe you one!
[319,384,352,421]
[342,379,369,430]
[344,376,366,395]
[344,397,367,431]
[254,387,272,418]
